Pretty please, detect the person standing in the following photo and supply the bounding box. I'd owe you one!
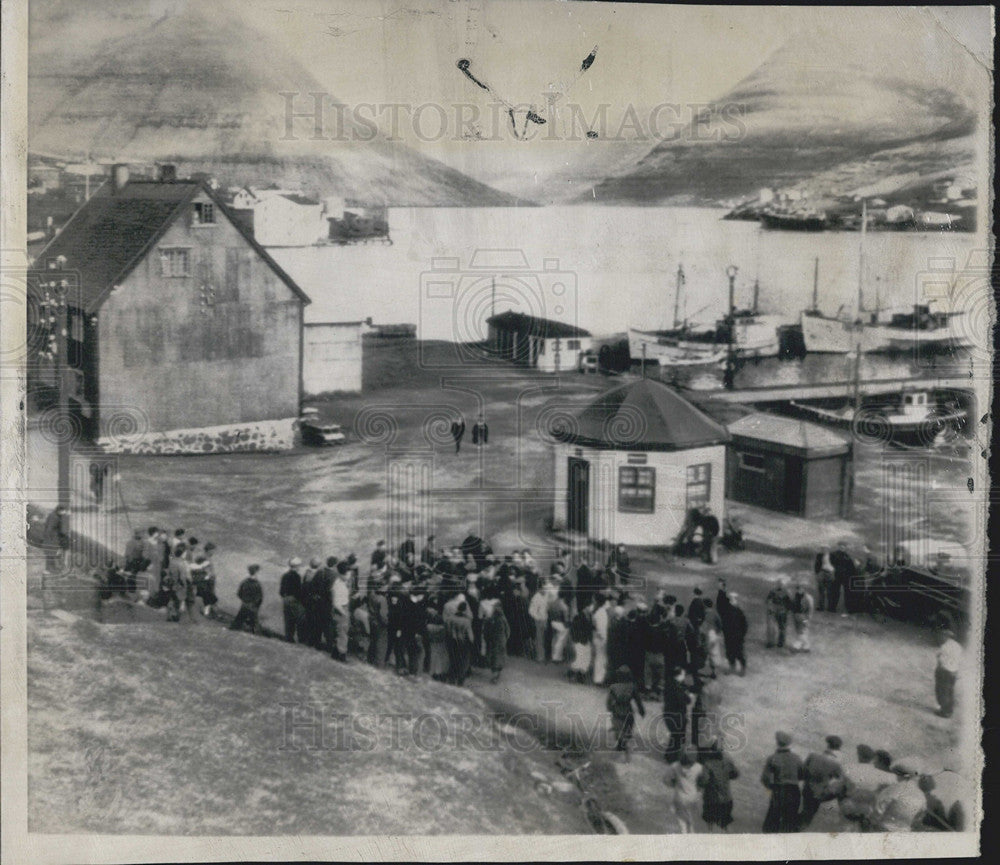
[700,740,739,832]
[141,526,163,595]
[701,598,725,677]
[790,581,815,653]
[829,541,855,614]
[398,532,416,565]
[42,505,70,574]
[312,558,337,655]
[421,535,437,568]
[934,627,961,718]
[450,416,466,454]
[471,414,489,446]
[199,542,219,617]
[568,605,594,683]
[606,543,632,587]
[482,599,511,683]
[643,594,668,695]
[548,589,570,664]
[699,507,720,563]
[625,604,647,687]
[279,557,305,643]
[89,460,110,505]
[799,735,846,828]
[765,578,791,649]
[664,749,704,832]
[448,600,475,685]
[529,584,550,663]
[331,563,351,661]
[761,731,804,833]
[814,546,835,612]
[607,665,645,762]
[163,545,190,622]
[230,564,263,633]
[592,595,611,685]
[662,666,690,764]
[722,593,748,675]
[370,540,387,573]
[691,673,723,751]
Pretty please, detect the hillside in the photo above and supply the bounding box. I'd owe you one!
[585,23,984,206]
[28,609,589,835]
[28,3,524,206]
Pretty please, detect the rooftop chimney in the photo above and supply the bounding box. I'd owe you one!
[159,164,177,183]
[112,163,129,193]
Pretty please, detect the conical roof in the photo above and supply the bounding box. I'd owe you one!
[556,379,730,451]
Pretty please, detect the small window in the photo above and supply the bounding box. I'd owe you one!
[160,248,191,278]
[686,462,711,509]
[904,395,913,405]
[619,465,655,513]
[566,339,581,350]
[739,452,766,472]
[193,202,215,225]
[538,338,545,355]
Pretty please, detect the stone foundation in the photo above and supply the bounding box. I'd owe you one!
[97,417,297,455]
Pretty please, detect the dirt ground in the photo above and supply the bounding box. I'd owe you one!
[26,339,977,834]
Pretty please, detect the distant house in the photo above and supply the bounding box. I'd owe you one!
[27,165,311,454]
[487,311,592,373]
[250,192,327,247]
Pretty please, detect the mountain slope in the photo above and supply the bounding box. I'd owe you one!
[28,5,524,206]
[584,23,983,205]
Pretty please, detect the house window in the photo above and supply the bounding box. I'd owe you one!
[160,248,191,278]
[738,452,766,472]
[193,202,215,225]
[619,466,655,513]
[686,462,711,509]
[566,339,581,350]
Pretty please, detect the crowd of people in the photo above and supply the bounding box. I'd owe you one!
[101,523,966,834]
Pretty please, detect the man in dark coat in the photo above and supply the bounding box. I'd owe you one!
[89,460,110,504]
[279,557,305,643]
[398,532,416,564]
[762,731,805,832]
[800,735,846,828]
[230,565,264,633]
[700,506,720,563]
[420,535,437,568]
[663,601,688,674]
[461,529,486,570]
[471,414,489,446]
[386,586,408,673]
[370,540,387,572]
[450,417,466,453]
[661,666,690,763]
[688,587,707,631]
[575,557,596,612]
[42,505,70,574]
[722,592,748,675]
[624,605,647,687]
[606,543,631,586]
[643,595,669,695]
[828,542,855,613]
[310,558,337,653]
[606,603,629,674]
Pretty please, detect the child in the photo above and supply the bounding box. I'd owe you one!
[607,665,645,762]
[664,749,704,833]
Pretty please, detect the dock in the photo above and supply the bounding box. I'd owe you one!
[690,376,974,404]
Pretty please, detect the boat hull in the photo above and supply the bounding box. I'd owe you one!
[800,312,890,353]
[628,329,727,366]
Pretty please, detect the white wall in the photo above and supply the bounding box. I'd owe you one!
[254,196,326,247]
[303,322,363,395]
[552,442,726,547]
[536,336,592,372]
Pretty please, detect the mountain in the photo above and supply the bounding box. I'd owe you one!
[583,22,984,206]
[28,3,525,206]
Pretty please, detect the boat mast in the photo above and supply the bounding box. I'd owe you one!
[752,278,760,315]
[673,263,684,329]
[857,199,867,317]
[812,257,819,312]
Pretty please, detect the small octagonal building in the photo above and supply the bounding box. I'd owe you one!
[550,378,730,547]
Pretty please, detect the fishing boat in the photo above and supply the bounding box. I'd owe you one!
[790,389,967,447]
[760,206,828,231]
[629,265,780,365]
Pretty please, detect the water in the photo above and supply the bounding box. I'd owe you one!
[270,206,984,342]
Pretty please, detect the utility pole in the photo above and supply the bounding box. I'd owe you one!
[673,263,684,329]
[812,257,819,312]
[641,342,646,378]
[724,265,738,390]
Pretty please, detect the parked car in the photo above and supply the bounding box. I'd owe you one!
[578,350,599,373]
[300,414,347,446]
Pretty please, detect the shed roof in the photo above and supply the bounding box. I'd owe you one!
[727,412,851,457]
[29,179,311,312]
[556,378,730,451]
[487,310,591,339]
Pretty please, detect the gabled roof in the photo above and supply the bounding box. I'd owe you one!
[727,412,851,457]
[557,378,730,451]
[487,310,591,339]
[278,193,321,206]
[30,179,310,312]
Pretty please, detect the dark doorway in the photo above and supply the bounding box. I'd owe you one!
[567,457,590,535]
[783,456,804,512]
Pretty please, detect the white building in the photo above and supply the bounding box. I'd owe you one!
[487,311,593,373]
[551,379,729,547]
[251,193,327,247]
[302,321,365,395]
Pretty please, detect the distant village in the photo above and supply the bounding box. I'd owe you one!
[723,175,977,232]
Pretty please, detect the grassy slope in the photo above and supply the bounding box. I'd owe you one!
[28,609,589,835]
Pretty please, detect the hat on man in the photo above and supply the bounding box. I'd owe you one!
[289,556,302,568]
[775,731,793,748]
[248,564,260,575]
[310,557,322,569]
[826,735,843,751]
